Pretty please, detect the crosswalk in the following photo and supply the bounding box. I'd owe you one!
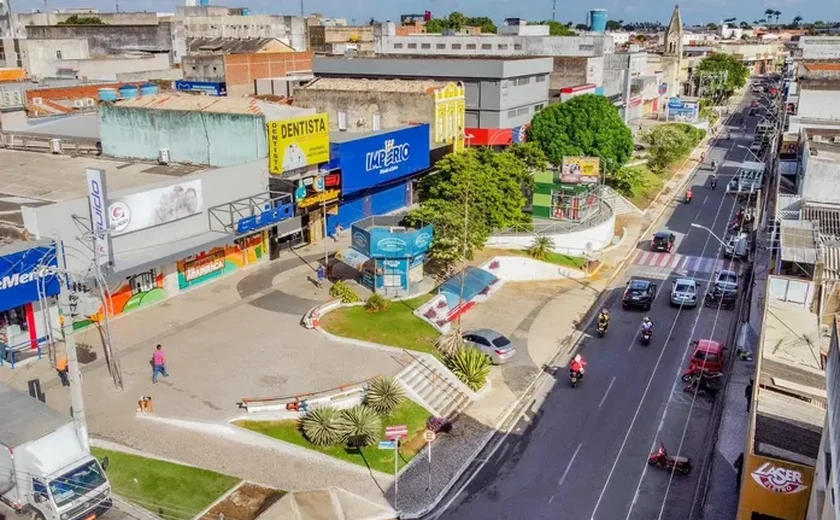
[631,251,743,275]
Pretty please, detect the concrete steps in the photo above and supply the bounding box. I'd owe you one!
[395,356,474,418]
[599,185,643,216]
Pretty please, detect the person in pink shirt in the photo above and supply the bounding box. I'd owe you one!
[152,344,169,383]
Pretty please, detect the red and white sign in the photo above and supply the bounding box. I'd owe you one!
[423,430,436,443]
[385,425,408,440]
[751,462,809,494]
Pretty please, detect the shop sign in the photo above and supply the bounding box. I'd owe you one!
[0,245,60,313]
[86,168,113,267]
[561,157,600,184]
[268,113,330,174]
[108,179,203,236]
[751,462,808,494]
[324,172,341,188]
[366,224,434,259]
[174,80,227,96]
[313,176,325,193]
[183,251,225,282]
[297,189,340,209]
[337,125,431,196]
[512,125,527,144]
[235,203,294,235]
[352,230,370,252]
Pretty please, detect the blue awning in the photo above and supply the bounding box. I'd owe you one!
[335,248,371,271]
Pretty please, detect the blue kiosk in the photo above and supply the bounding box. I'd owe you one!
[335,216,433,298]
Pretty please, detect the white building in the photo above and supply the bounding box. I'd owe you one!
[609,31,631,46]
[798,36,840,61]
[376,33,614,58]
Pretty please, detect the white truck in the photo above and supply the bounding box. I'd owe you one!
[0,383,111,520]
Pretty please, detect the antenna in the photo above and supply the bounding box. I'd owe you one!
[552,0,557,21]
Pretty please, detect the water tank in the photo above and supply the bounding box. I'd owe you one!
[98,88,118,102]
[241,7,250,15]
[589,9,608,33]
[198,0,209,6]
[140,83,159,96]
[119,85,139,99]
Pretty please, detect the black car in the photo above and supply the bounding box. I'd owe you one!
[623,279,657,311]
[651,231,676,252]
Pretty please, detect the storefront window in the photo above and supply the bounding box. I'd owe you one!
[0,306,29,333]
[551,186,599,222]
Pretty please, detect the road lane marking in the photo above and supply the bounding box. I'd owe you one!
[599,377,616,409]
[558,443,582,487]
[549,495,555,505]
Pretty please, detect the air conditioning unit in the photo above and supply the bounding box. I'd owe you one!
[32,97,44,105]
[50,139,62,154]
[85,98,95,107]
[833,136,840,144]
[73,99,84,108]
[813,135,824,143]
[158,148,170,165]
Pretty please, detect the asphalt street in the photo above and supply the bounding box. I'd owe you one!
[433,97,760,520]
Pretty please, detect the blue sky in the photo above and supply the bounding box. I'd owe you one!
[27,0,840,26]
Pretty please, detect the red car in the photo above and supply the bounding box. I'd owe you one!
[687,339,726,374]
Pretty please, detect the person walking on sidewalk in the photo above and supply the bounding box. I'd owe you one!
[745,378,753,412]
[56,356,70,387]
[152,344,169,384]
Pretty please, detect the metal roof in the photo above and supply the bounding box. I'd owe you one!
[187,37,291,55]
[823,245,840,280]
[803,206,840,240]
[113,93,309,116]
[0,382,72,448]
[777,194,802,221]
[780,219,819,264]
[299,77,446,94]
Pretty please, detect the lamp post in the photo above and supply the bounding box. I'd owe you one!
[690,223,728,249]
[736,144,764,164]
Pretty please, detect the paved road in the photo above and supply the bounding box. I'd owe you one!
[433,98,759,520]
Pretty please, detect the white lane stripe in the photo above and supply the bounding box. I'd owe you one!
[657,254,671,268]
[670,254,681,268]
[559,443,583,487]
[599,377,617,409]
[639,251,652,265]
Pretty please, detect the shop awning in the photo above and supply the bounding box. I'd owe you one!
[335,248,371,271]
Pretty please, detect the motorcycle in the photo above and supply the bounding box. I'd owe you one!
[684,191,693,204]
[683,372,722,398]
[710,177,717,191]
[680,367,722,383]
[704,290,736,310]
[569,368,583,388]
[648,443,692,475]
[640,328,652,346]
[597,319,609,337]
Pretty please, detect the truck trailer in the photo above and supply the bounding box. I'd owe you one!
[0,383,111,520]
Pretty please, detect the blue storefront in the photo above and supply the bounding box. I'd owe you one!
[326,124,431,232]
[0,242,61,358]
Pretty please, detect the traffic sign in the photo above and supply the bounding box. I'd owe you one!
[423,430,436,443]
[386,424,408,440]
[378,440,397,450]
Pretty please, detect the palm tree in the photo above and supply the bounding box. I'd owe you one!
[774,11,782,25]
[764,8,775,23]
[758,18,767,25]
[792,15,802,27]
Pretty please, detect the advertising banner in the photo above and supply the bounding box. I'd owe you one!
[174,80,227,96]
[108,179,204,236]
[182,249,226,282]
[738,454,814,520]
[0,244,60,313]
[561,157,600,184]
[268,113,330,174]
[86,168,113,266]
[368,224,434,259]
[666,97,700,123]
[338,124,431,196]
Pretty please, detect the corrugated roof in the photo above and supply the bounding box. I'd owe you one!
[780,219,819,264]
[777,194,802,221]
[0,382,72,448]
[803,62,840,72]
[300,77,446,94]
[187,37,288,55]
[803,206,840,240]
[113,93,298,116]
[823,245,840,280]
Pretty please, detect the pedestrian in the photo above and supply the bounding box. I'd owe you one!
[56,355,70,387]
[734,452,744,488]
[745,378,753,412]
[333,224,343,242]
[316,264,326,288]
[152,344,168,384]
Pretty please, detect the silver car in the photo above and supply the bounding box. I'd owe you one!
[670,278,698,307]
[462,329,517,365]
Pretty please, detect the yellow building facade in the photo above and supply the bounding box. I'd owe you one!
[433,82,466,152]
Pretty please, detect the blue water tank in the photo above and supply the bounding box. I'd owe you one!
[589,9,608,33]
[198,0,209,6]
[98,88,118,102]
[118,85,139,99]
[140,83,159,96]
[241,7,250,15]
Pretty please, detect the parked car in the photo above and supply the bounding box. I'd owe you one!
[670,278,698,308]
[724,233,749,259]
[714,269,739,293]
[687,339,726,374]
[651,231,676,252]
[622,279,657,311]
[462,329,517,364]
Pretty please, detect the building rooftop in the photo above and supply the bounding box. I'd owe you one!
[799,77,840,90]
[803,62,840,72]
[779,220,819,264]
[300,77,446,93]
[0,149,202,227]
[113,93,308,116]
[187,37,291,55]
[6,113,101,141]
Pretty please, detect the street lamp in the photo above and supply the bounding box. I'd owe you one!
[737,144,764,163]
[690,223,728,249]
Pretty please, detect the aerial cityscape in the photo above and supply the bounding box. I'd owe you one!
[0,2,837,520]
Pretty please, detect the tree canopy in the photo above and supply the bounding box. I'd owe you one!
[540,20,577,36]
[643,123,706,173]
[407,148,532,268]
[606,19,624,31]
[423,11,497,33]
[57,14,103,25]
[696,53,750,99]
[527,94,634,173]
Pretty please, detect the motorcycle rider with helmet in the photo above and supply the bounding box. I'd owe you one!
[641,316,653,336]
[570,354,587,380]
[597,308,610,331]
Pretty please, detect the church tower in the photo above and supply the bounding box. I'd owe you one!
[662,5,684,98]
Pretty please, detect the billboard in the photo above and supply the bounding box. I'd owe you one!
[0,244,60,313]
[86,168,113,267]
[268,113,330,174]
[561,157,600,184]
[174,80,227,96]
[108,179,204,236]
[666,97,700,123]
[337,124,431,196]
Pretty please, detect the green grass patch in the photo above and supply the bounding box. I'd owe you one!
[91,448,239,520]
[506,249,587,270]
[236,399,431,475]
[320,293,439,355]
[627,164,666,210]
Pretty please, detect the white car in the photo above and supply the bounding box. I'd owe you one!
[670,278,698,308]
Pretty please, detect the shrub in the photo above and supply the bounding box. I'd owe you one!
[527,235,555,261]
[365,376,405,415]
[445,347,492,392]
[300,406,342,447]
[436,331,464,357]
[337,405,382,448]
[329,280,360,303]
[364,293,391,313]
[427,416,453,434]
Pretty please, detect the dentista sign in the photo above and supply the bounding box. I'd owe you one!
[751,462,808,494]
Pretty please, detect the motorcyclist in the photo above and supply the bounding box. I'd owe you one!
[711,159,718,170]
[710,175,718,190]
[700,152,706,163]
[685,187,693,202]
[598,308,610,330]
[641,316,653,336]
[570,354,587,378]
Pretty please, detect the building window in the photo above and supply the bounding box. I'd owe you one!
[534,103,545,112]
[516,77,531,86]
[436,43,446,49]
[507,109,517,118]
[579,44,594,51]
[514,43,522,50]
[421,43,431,49]
[55,50,62,59]
[394,43,403,49]
[498,44,509,50]
[536,75,546,83]
[408,43,417,49]
[338,110,347,131]
[452,43,462,50]
[372,112,381,131]
[466,44,476,50]
[481,43,492,50]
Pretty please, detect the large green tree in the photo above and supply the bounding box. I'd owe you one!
[422,12,497,33]
[643,123,706,173]
[540,20,577,36]
[407,149,531,268]
[57,14,103,24]
[527,94,634,172]
[696,53,750,101]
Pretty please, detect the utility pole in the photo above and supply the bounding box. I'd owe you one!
[57,243,89,451]
[299,0,304,17]
[552,0,557,21]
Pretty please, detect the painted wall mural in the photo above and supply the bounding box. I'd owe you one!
[73,268,168,330]
[177,232,266,290]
